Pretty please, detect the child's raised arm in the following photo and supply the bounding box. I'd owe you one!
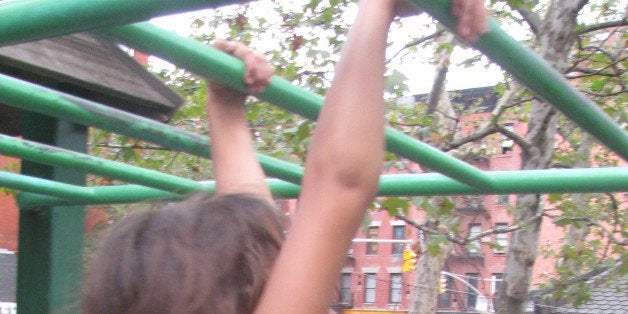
[255,0,487,312]
[206,40,273,201]
[255,1,394,312]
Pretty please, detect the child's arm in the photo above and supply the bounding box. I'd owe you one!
[255,1,393,312]
[255,0,487,312]
[206,40,273,200]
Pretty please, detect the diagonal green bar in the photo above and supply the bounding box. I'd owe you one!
[99,23,494,190]
[0,134,214,194]
[0,73,304,184]
[0,0,244,47]
[14,167,628,208]
[409,0,628,162]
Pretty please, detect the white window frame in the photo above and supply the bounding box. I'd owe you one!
[468,224,482,254]
[494,223,509,254]
[364,273,377,304]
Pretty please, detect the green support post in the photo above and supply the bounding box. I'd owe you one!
[17,113,87,313]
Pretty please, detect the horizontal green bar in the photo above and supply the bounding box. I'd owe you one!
[410,0,628,162]
[99,23,493,190]
[0,73,304,184]
[0,171,94,202]
[377,167,628,196]
[0,134,212,194]
[14,167,628,208]
[14,177,300,210]
[0,0,242,47]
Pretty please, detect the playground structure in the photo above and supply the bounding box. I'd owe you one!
[0,0,626,312]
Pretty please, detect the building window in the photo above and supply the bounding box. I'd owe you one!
[468,224,482,254]
[389,273,402,304]
[501,123,515,154]
[392,225,405,255]
[364,273,376,304]
[494,223,509,254]
[466,273,479,309]
[437,276,452,308]
[491,273,503,296]
[496,194,509,205]
[366,226,379,255]
[340,273,352,305]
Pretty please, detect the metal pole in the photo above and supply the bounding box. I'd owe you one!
[100,23,494,190]
[12,177,301,209]
[409,0,628,162]
[0,0,243,47]
[17,113,86,313]
[0,134,212,194]
[12,167,628,208]
[0,73,304,185]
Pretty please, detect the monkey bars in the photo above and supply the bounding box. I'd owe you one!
[0,0,627,312]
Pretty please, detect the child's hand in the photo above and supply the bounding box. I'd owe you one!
[209,40,273,101]
[451,0,488,43]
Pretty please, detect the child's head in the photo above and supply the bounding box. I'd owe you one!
[83,193,285,313]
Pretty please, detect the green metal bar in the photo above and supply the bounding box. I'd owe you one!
[14,167,628,208]
[377,167,628,196]
[99,23,494,190]
[17,114,86,313]
[0,73,304,184]
[0,170,94,201]
[0,0,243,47]
[409,0,628,162]
[11,175,300,209]
[0,134,214,194]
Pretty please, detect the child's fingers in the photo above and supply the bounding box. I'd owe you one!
[213,39,273,93]
[243,54,273,93]
[452,0,487,43]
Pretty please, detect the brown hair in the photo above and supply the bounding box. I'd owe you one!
[82,193,285,314]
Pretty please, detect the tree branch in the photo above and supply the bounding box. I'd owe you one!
[466,209,544,243]
[577,18,628,35]
[386,30,446,65]
[395,214,464,245]
[515,5,542,35]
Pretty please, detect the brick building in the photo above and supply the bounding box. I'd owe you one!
[328,86,568,313]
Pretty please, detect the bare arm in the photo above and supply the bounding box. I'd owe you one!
[256,1,393,312]
[255,1,488,312]
[206,40,273,200]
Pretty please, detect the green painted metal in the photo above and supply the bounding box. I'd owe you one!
[99,23,494,190]
[0,134,214,194]
[13,167,628,208]
[17,113,85,313]
[0,73,304,185]
[0,0,242,47]
[409,0,628,162]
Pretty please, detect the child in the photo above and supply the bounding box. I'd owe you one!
[83,1,487,313]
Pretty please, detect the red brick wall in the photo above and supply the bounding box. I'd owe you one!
[0,156,19,252]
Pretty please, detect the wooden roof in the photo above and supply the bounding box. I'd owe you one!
[0,33,184,135]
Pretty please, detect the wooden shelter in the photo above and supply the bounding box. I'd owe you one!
[0,32,184,135]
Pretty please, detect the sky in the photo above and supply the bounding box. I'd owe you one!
[149,4,505,95]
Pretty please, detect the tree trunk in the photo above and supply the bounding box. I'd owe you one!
[409,239,453,314]
[496,1,584,313]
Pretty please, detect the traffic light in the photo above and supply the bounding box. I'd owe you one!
[439,277,447,294]
[402,248,417,272]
